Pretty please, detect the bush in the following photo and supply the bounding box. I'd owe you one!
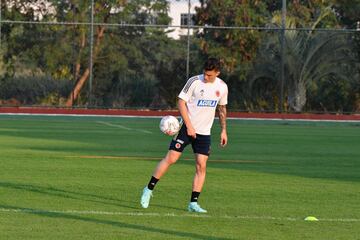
[0,75,72,106]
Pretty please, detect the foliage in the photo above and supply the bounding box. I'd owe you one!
[332,0,360,27]
[249,30,357,112]
[195,0,269,72]
[0,0,178,107]
[0,0,359,112]
[248,1,358,112]
[0,75,72,105]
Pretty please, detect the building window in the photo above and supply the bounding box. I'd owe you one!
[180,13,195,27]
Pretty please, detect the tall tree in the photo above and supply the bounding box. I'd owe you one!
[1,0,171,107]
[195,0,269,72]
[332,0,360,112]
[52,0,170,106]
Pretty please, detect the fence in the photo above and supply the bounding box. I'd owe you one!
[0,1,359,113]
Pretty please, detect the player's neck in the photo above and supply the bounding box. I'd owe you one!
[204,78,216,83]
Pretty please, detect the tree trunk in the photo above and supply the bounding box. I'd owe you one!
[74,30,87,80]
[65,68,90,107]
[288,81,306,112]
[65,26,106,107]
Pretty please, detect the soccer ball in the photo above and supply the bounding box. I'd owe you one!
[159,115,180,136]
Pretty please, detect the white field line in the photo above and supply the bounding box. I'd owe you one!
[96,121,152,134]
[0,208,359,222]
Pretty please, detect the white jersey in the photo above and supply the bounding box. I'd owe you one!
[178,74,228,135]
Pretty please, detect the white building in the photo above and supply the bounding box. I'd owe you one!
[166,0,200,39]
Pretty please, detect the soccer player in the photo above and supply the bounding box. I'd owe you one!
[141,58,228,213]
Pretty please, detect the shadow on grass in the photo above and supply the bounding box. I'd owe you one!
[0,204,232,240]
[0,181,185,212]
[0,181,138,210]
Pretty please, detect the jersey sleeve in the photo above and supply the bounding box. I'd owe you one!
[178,76,199,102]
[218,84,228,105]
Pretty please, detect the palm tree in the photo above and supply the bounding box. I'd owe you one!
[249,7,357,112]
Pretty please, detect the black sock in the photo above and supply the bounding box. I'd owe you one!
[147,176,159,190]
[190,191,200,202]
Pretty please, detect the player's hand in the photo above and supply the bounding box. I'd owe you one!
[220,130,227,147]
[187,125,197,138]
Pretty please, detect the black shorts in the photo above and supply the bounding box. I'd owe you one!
[169,124,211,156]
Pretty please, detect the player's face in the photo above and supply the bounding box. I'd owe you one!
[203,70,220,83]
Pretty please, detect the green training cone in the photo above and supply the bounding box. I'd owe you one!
[304,216,319,221]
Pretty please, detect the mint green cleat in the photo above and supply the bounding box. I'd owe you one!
[188,202,207,213]
[140,187,153,208]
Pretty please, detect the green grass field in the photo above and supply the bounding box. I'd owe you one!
[0,115,359,240]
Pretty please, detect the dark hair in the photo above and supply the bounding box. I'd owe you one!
[203,58,221,71]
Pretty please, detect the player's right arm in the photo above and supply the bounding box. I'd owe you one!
[178,76,199,138]
[178,99,196,138]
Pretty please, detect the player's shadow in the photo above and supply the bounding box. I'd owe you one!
[0,181,138,210]
[0,181,187,212]
[0,204,232,240]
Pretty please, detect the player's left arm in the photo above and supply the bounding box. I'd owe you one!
[217,104,227,147]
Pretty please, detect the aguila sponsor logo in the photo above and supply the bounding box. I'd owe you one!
[197,100,217,107]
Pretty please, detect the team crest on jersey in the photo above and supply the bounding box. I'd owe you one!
[175,143,181,149]
[197,100,217,107]
[200,89,204,96]
[216,90,220,97]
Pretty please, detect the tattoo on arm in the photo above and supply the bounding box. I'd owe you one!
[217,105,227,131]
